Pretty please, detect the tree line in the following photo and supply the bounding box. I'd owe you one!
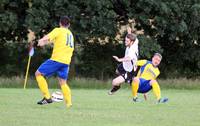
[0,0,200,79]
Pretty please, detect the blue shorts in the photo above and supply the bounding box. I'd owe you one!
[138,78,152,93]
[37,59,69,79]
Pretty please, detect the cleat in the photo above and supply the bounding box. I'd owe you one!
[157,97,168,103]
[108,91,114,95]
[66,104,72,108]
[133,97,141,102]
[37,97,53,105]
[108,86,121,95]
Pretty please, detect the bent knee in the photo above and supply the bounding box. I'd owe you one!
[150,80,157,85]
[112,77,124,86]
[133,77,139,83]
[35,70,41,77]
[112,79,118,86]
[57,77,67,86]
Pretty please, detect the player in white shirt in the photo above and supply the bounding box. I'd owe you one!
[122,37,139,73]
[108,33,139,95]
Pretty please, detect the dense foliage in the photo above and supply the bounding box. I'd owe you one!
[0,0,200,79]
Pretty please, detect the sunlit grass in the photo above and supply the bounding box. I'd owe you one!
[0,76,200,90]
[0,88,200,126]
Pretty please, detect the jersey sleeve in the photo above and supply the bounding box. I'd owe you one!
[48,28,59,42]
[136,60,147,66]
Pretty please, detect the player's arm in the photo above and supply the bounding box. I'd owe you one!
[113,56,132,62]
[38,28,58,47]
[38,35,50,47]
[136,60,148,66]
[127,26,132,34]
[113,46,138,63]
[127,27,139,45]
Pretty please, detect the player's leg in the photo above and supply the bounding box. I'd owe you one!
[150,80,161,100]
[35,71,51,100]
[35,60,58,105]
[108,75,125,95]
[131,77,140,101]
[132,78,153,102]
[109,63,126,95]
[143,93,148,101]
[35,71,53,105]
[150,80,168,103]
[57,64,72,108]
[58,78,72,108]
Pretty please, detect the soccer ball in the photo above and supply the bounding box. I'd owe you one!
[51,91,63,102]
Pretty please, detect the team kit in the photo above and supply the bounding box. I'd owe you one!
[34,16,168,109]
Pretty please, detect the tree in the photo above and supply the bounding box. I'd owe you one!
[112,0,200,77]
[1,0,200,78]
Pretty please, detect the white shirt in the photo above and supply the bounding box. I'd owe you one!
[122,38,139,72]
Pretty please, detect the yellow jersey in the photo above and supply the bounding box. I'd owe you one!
[136,60,160,80]
[48,27,74,64]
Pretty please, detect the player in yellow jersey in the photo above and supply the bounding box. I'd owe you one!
[131,53,168,103]
[35,16,74,108]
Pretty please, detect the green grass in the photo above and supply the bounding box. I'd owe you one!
[1,76,200,90]
[0,76,112,89]
[0,88,200,126]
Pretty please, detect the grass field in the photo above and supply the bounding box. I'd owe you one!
[0,88,200,126]
[1,77,200,90]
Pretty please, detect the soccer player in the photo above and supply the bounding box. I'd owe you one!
[108,31,139,95]
[131,53,168,103]
[35,16,74,108]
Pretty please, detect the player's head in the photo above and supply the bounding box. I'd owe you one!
[125,34,136,47]
[152,53,162,67]
[59,16,70,28]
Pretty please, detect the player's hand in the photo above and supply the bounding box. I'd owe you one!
[37,39,45,47]
[37,35,49,47]
[113,56,119,62]
[127,26,132,34]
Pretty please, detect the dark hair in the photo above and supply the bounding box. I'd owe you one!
[126,34,136,42]
[59,16,70,27]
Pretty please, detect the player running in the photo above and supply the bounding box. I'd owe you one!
[108,26,148,98]
[108,33,139,95]
[35,16,74,108]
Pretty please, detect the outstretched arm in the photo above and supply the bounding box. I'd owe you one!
[113,56,132,62]
[127,26,132,34]
[37,35,50,47]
